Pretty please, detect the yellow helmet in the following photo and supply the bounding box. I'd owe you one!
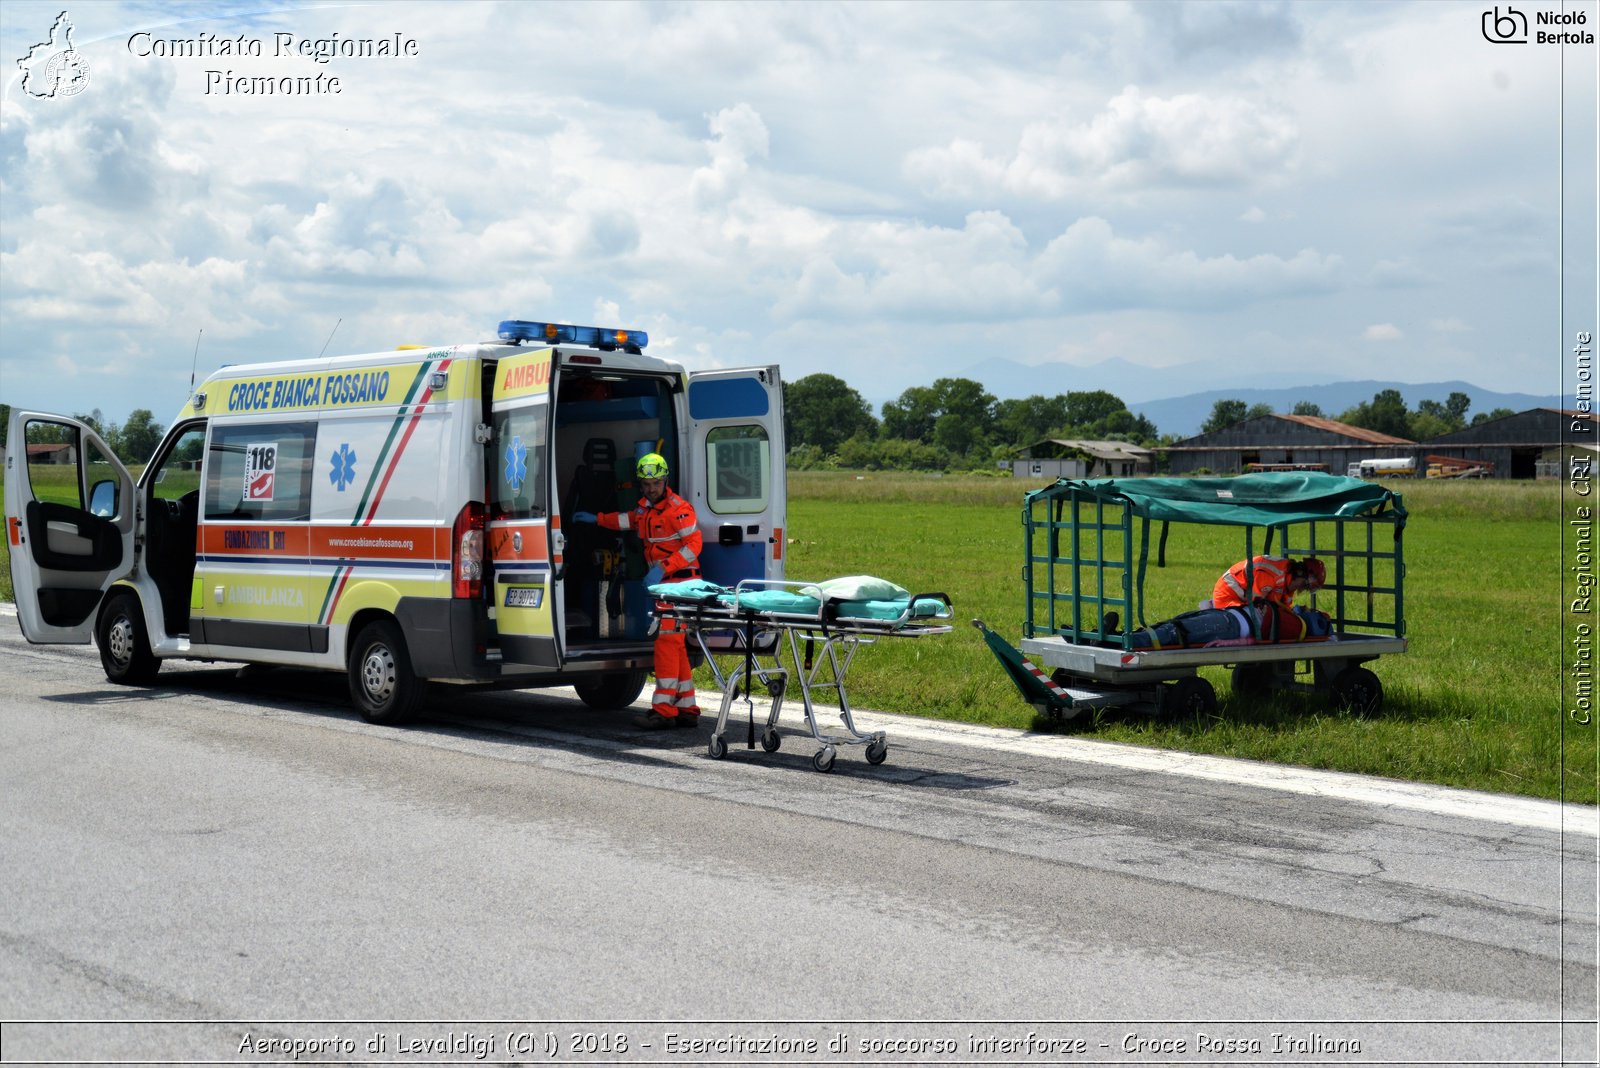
[636,452,668,479]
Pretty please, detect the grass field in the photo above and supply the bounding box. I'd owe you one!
[4,468,1592,803]
[783,473,1591,804]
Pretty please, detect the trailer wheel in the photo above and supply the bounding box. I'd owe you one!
[1167,676,1217,717]
[760,729,782,753]
[1230,663,1275,702]
[348,619,425,724]
[812,747,837,773]
[1330,666,1384,714]
[574,670,648,710]
[96,592,160,686]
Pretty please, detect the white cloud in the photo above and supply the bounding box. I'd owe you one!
[905,85,1299,201]
[0,0,1582,423]
[1362,323,1403,341]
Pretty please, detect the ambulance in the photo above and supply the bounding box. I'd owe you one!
[4,320,786,722]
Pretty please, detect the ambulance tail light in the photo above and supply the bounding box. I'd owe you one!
[452,502,486,599]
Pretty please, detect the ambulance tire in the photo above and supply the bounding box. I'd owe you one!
[574,670,649,710]
[348,619,426,724]
[96,592,160,686]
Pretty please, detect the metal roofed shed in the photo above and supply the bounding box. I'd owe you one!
[1007,439,1154,480]
[978,471,1407,720]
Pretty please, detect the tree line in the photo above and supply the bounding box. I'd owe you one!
[1198,390,1513,439]
[785,377,1518,472]
[0,404,166,465]
[1,383,1520,475]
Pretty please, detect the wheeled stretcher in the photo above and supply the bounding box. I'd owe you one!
[649,579,954,772]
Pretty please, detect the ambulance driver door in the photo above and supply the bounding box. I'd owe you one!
[488,347,559,667]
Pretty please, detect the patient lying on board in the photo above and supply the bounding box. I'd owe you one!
[1123,601,1332,650]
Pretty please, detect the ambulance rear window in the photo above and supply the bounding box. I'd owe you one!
[492,404,547,519]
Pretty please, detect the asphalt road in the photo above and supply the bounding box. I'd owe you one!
[1,614,1595,1066]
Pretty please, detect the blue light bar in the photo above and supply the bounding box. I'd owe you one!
[497,320,649,350]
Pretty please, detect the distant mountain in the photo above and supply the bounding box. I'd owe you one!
[952,357,1337,407]
[1129,381,1565,439]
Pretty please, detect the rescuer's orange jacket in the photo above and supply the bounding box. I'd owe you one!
[1212,555,1293,609]
[598,488,702,579]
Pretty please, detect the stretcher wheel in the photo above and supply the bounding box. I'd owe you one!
[865,739,888,765]
[1330,666,1383,714]
[708,734,728,759]
[812,747,837,773]
[1166,676,1217,717]
[760,729,782,753]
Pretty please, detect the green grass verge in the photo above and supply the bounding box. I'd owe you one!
[4,469,1590,802]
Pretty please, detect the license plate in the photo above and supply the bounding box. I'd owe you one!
[504,587,543,608]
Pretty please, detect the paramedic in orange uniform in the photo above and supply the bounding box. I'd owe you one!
[1212,555,1325,610]
[572,452,703,730]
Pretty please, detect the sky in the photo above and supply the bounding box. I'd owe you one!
[1,0,1596,431]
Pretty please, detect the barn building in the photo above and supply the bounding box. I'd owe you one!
[1422,408,1595,479]
[1163,415,1413,476]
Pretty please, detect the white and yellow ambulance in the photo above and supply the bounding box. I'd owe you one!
[4,320,786,722]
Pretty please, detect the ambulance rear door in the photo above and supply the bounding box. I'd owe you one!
[487,346,562,667]
[4,411,137,643]
[684,366,787,588]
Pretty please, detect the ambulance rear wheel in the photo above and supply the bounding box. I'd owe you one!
[348,619,425,724]
[97,593,160,686]
[574,670,648,710]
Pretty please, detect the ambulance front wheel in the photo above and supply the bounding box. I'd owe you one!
[97,592,160,686]
[348,619,426,725]
[574,670,648,710]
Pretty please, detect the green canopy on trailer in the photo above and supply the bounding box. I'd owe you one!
[1024,472,1406,528]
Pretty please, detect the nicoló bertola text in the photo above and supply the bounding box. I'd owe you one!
[127,31,420,95]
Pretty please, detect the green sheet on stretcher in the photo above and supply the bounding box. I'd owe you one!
[647,578,947,622]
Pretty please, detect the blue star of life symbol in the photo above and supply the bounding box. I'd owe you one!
[504,436,528,491]
[329,443,358,491]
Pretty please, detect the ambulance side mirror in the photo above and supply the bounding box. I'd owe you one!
[89,480,119,518]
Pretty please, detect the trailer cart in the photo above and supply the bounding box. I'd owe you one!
[982,472,1407,719]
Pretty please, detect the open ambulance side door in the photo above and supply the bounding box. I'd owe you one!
[4,411,138,643]
[486,347,562,668]
[684,366,787,588]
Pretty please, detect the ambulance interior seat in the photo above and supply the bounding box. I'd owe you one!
[144,485,198,634]
[562,437,622,637]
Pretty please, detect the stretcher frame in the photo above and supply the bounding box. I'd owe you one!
[653,580,954,772]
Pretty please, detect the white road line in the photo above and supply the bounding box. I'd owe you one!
[834,706,1597,836]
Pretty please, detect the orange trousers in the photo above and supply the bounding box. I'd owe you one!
[651,612,699,718]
